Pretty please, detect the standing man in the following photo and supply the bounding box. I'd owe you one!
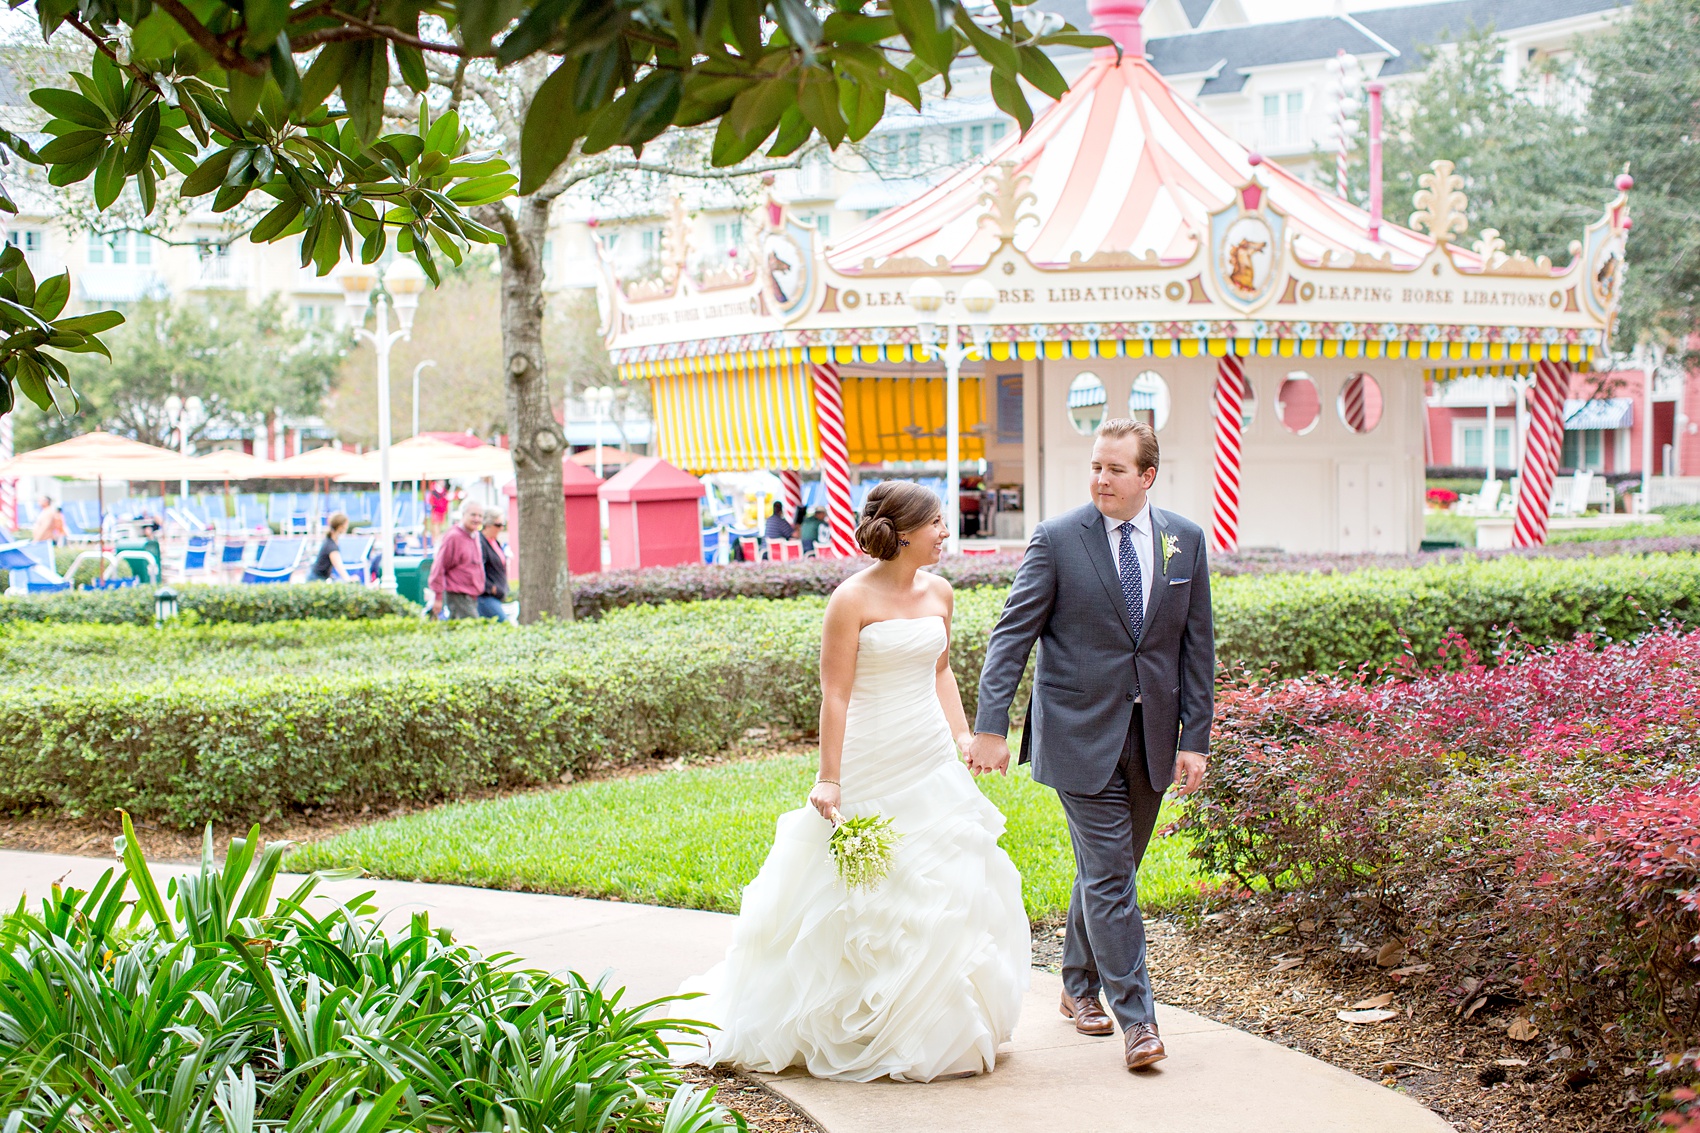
[428,501,484,619]
[967,419,1215,1072]
[477,509,510,621]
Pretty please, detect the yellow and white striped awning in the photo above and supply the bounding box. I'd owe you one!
[841,374,985,464]
[618,339,1594,372]
[647,351,817,474]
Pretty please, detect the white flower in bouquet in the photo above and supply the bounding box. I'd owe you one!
[828,812,901,890]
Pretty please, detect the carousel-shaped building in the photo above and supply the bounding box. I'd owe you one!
[600,0,1629,556]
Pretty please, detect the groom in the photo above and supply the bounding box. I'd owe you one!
[967,418,1215,1071]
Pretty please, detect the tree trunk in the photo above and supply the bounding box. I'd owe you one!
[496,195,572,622]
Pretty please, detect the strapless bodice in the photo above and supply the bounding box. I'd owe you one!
[840,616,954,802]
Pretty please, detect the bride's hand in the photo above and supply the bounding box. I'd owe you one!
[808,780,842,822]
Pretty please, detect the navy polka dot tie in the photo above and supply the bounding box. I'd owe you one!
[1118,521,1144,698]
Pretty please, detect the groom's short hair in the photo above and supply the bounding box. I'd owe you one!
[1096,418,1160,474]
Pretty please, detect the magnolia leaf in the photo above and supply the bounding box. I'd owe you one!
[1336,1008,1398,1025]
[1507,1017,1539,1042]
[1348,993,1395,1010]
[519,58,584,195]
[1375,939,1407,968]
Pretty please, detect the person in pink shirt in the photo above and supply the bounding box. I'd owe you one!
[428,501,485,619]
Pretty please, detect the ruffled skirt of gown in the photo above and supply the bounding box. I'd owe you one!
[673,616,1031,1082]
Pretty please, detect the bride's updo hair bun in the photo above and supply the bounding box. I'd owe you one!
[855,480,941,561]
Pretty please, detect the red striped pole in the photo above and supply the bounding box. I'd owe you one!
[0,412,13,535]
[1341,372,1368,433]
[1513,360,1569,548]
[812,362,857,554]
[778,469,802,516]
[1211,354,1247,554]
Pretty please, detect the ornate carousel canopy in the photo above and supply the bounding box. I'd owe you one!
[597,0,1630,553]
[604,44,1627,380]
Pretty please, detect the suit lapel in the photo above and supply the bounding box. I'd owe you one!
[1141,508,1170,648]
[1079,512,1137,644]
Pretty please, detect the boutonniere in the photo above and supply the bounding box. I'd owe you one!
[1161,532,1180,573]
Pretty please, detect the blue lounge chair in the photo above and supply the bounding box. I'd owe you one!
[333,534,376,582]
[62,501,101,538]
[11,542,70,593]
[240,537,304,583]
[182,534,215,576]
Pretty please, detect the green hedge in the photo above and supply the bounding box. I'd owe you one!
[0,583,416,625]
[3,554,1697,826]
[1212,554,1700,677]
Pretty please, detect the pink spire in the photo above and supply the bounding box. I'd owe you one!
[1090,0,1146,58]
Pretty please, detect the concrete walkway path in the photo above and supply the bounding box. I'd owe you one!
[1,850,1453,1133]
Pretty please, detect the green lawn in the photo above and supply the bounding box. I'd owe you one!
[288,752,1212,922]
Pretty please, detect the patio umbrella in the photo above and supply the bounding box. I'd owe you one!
[0,432,186,556]
[569,445,642,468]
[266,445,369,479]
[182,449,272,480]
[334,436,513,483]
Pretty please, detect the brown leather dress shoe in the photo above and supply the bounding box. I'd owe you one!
[1059,990,1115,1036]
[1124,1023,1167,1070]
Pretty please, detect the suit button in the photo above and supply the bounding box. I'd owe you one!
[1126,693,1134,701]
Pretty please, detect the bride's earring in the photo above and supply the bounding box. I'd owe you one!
[898,537,910,547]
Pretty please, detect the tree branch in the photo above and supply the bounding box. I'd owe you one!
[475,202,531,273]
[291,14,466,55]
[549,146,815,196]
[152,0,269,75]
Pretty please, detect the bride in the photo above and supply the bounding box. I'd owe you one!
[675,480,1031,1082]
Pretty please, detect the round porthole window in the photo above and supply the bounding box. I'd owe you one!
[1277,371,1321,436]
[1129,370,1171,432]
[1338,372,1384,434]
[1067,372,1106,435]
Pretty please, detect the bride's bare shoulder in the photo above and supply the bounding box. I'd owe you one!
[918,569,955,598]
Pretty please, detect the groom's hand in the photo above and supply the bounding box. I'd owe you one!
[965,732,1011,777]
[1173,751,1207,797]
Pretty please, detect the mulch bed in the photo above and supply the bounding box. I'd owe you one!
[1033,904,1638,1133]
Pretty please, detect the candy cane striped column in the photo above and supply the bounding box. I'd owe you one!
[1341,373,1368,433]
[811,362,857,554]
[0,411,14,535]
[1210,354,1248,554]
[1513,360,1569,548]
[778,469,802,517]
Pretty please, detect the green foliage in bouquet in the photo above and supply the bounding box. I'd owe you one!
[829,813,900,891]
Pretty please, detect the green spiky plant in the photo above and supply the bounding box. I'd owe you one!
[0,811,744,1132]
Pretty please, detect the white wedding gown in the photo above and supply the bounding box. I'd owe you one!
[675,615,1031,1082]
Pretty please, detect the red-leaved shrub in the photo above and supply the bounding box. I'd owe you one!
[1184,629,1700,1073]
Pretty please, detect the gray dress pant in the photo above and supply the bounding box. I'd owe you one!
[1057,705,1167,1029]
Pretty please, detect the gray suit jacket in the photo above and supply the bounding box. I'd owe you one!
[974,502,1216,795]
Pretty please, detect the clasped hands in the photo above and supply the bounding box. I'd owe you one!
[959,731,1209,797]
[959,732,1011,777]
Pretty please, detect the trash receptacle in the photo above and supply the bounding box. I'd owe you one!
[114,538,162,583]
[392,555,428,606]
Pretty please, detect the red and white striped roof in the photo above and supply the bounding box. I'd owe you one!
[829,53,1461,275]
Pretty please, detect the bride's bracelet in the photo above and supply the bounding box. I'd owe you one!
[815,778,840,786]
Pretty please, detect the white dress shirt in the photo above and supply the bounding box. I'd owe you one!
[1100,503,1156,616]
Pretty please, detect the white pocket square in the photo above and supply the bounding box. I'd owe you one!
[1168,577,1190,585]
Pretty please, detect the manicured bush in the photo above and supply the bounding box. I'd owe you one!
[567,539,1700,617]
[2,553,1697,825]
[1211,553,1700,678]
[0,582,416,625]
[1,817,742,1132]
[0,599,826,825]
[1182,629,1700,1083]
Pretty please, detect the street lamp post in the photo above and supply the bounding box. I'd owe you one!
[907,278,996,553]
[338,257,426,590]
[411,358,435,520]
[588,385,615,478]
[162,394,205,504]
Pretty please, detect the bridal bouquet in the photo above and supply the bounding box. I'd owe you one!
[829,811,902,890]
